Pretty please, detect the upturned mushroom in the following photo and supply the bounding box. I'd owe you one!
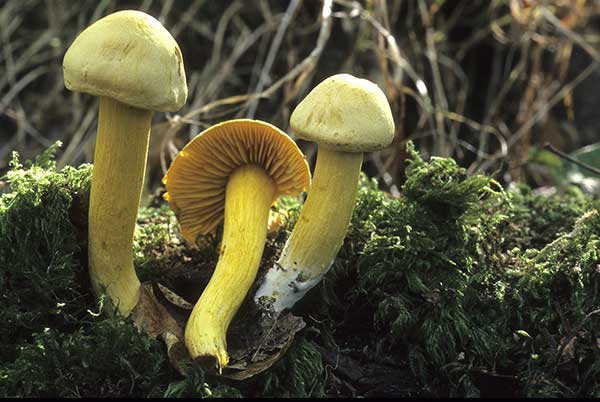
[63,10,187,316]
[162,119,310,371]
[254,73,395,312]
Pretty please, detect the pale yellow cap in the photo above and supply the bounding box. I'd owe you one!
[63,10,187,112]
[290,73,395,152]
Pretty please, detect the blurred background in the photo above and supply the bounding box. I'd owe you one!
[1,0,599,199]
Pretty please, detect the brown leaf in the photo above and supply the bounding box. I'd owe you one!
[557,335,577,362]
[220,308,305,380]
[131,282,190,374]
[156,282,194,310]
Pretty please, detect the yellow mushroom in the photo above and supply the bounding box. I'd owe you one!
[162,119,310,371]
[63,10,187,316]
[254,73,395,312]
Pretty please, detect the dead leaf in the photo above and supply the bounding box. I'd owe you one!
[220,309,306,380]
[156,282,194,310]
[131,282,190,374]
[557,335,577,362]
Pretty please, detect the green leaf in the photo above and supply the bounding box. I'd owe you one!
[567,142,600,179]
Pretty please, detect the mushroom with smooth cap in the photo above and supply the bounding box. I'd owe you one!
[63,10,187,316]
[162,119,310,371]
[254,73,395,312]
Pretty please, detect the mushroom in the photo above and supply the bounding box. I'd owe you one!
[162,119,310,371]
[63,10,187,316]
[254,73,395,312]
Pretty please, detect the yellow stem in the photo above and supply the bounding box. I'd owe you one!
[255,147,362,311]
[185,164,276,370]
[88,97,150,316]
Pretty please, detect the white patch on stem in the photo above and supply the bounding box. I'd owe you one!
[254,259,335,312]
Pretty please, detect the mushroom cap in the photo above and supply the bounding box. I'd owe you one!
[63,10,187,112]
[162,119,310,242]
[290,73,395,152]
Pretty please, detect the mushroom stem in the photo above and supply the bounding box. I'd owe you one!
[255,147,362,312]
[88,96,151,316]
[185,164,276,370]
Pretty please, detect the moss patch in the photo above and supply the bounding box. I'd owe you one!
[0,143,92,362]
[1,141,598,397]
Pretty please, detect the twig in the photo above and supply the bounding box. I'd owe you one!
[543,142,600,176]
[333,0,436,141]
[158,0,175,25]
[169,0,206,38]
[162,0,333,154]
[478,60,599,173]
[57,105,97,168]
[246,0,304,118]
[249,0,333,102]
[340,1,406,78]
[418,0,449,156]
[539,6,600,64]
[182,4,279,140]
[0,65,49,113]
[554,308,600,367]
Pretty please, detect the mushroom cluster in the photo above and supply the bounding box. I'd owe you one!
[62,7,395,379]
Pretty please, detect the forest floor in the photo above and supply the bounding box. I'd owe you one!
[0,142,598,398]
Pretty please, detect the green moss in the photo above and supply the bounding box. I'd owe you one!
[133,204,182,282]
[502,210,600,397]
[274,194,304,230]
[402,141,502,220]
[0,314,172,397]
[131,203,224,298]
[315,142,598,397]
[499,184,594,250]
[257,338,325,397]
[1,141,598,397]
[0,142,92,361]
[163,365,242,398]
[354,145,504,389]
[0,143,240,398]
[134,205,176,267]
